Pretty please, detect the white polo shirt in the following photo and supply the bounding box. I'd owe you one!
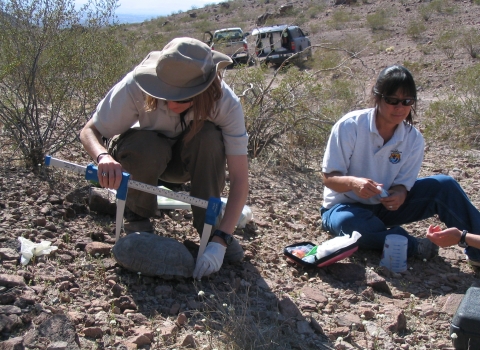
[92,72,248,156]
[322,108,424,209]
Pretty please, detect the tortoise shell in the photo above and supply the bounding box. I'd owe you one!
[112,232,194,279]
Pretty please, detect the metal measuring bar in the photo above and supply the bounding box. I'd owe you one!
[44,156,222,258]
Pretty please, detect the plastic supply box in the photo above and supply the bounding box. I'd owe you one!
[450,286,480,349]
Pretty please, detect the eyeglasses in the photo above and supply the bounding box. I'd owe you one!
[378,94,416,106]
[172,98,193,104]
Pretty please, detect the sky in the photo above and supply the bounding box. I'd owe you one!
[78,0,224,22]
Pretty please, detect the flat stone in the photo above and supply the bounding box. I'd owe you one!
[0,274,25,288]
[441,293,464,316]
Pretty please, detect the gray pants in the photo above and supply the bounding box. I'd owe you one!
[108,122,226,233]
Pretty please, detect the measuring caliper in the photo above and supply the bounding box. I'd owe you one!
[44,156,223,259]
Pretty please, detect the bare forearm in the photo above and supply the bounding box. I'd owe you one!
[217,155,249,234]
[323,172,383,199]
[79,119,108,162]
[322,172,357,193]
[465,232,480,249]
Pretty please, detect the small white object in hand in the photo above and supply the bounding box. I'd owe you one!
[377,185,389,198]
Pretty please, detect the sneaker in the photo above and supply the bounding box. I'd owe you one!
[224,237,244,263]
[466,255,480,267]
[414,238,439,260]
[123,207,154,234]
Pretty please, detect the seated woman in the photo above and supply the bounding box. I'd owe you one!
[320,64,480,265]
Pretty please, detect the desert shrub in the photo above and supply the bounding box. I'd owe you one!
[340,33,370,57]
[406,19,427,39]
[429,0,457,14]
[402,60,428,81]
[309,49,343,70]
[294,12,307,26]
[190,284,300,350]
[417,43,433,55]
[225,64,358,167]
[459,27,480,59]
[0,0,128,167]
[192,19,211,33]
[420,0,457,20]
[327,9,350,30]
[418,3,434,21]
[366,8,389,31]
[435,29,458,59]
[306,4,326,19]
[423,64,480,148]
[309,22,321,35]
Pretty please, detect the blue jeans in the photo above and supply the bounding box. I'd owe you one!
[321,175,480,261]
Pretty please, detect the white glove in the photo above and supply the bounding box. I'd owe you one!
[193,242,226,280]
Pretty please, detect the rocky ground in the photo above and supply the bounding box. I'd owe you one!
[2,0,480,349]
[1,144,480,349]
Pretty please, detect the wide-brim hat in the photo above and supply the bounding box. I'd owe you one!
[133,37,232,101]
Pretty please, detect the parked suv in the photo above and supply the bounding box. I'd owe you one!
[251,25,311,65]
[203,27,252,66]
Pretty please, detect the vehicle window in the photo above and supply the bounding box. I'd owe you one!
[289,28,302,39]
[214,30,242,41]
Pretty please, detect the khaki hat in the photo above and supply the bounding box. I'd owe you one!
[133,37,232,101]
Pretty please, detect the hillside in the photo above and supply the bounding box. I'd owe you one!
[1,0,480,349]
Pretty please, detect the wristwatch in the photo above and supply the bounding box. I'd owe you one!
[212,229,234,246]
[458,230,469,248]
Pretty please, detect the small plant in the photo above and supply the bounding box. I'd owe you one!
[339,33,370,57]
[306,4,326,19]
[459,27,480,58]
[406,19,427,40]
[435,29,459,59]
[366,8,389,31]
[327,9,350,30]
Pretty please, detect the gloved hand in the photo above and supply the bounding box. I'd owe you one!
[193,242,226,280]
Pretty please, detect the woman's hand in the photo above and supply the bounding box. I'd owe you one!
[351,177,382,199]
[426,225,462,247]
[379,185,407,211]
[97,154,123,190]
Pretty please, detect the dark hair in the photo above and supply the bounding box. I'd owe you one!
[371,65,417,126]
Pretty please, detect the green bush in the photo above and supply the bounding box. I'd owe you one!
[419,3,434,21]
[423,63,480,148]
[366,9,389,31]
[0,0,128,167]
[327,9,350,30]
[406,20,427,40]
[420,0,457,20]
[435,29,458,59]
[306,4,326,19]
[340,33,370,57]
[459,27,480,59]
[225,65,358,167]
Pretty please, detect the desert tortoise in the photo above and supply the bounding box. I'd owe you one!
[112,232,195,279]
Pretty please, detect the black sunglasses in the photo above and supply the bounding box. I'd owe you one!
[378,94,416,106]
[172,98,193,104]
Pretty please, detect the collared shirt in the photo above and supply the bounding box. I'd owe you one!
[322,108,424,209]
[92,71,248,156]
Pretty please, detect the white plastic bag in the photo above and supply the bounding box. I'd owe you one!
[218,198,253,229]
[315,231,362,260]
[18,236,58,265]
